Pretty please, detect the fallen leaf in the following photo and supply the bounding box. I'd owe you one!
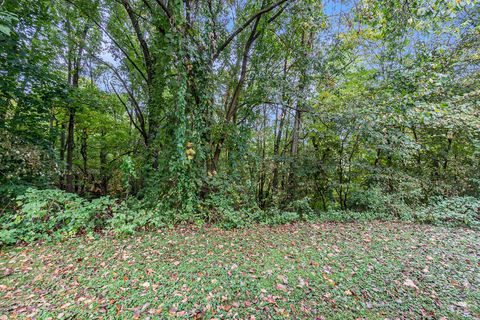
[322,274,336,286]
[297,277,307,288]
[221,305,232,311]
[276,283,288,292]
[403,278,418,290]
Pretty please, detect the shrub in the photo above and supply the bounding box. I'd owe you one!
[219,207,261,229]
[262,209,301,226]
[349,186,413,219]
[198,174,261,227]
[316,209,392,223]
[286,197,314,220]
[415,196,480,229]
[0,188,115,245]
[109,199,167,235]
[0,183,29,213]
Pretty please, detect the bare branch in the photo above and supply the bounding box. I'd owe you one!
[153,0,172,20]
[63,0,148,83]
[213,0,291,61]
[94,56,148,143]
[122,0,154,84]
[110,83,144,138]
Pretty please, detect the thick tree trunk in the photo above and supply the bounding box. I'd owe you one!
[291,110,301,156]
[271,109,283,194]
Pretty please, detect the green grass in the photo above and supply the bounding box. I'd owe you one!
[1,222,479,319]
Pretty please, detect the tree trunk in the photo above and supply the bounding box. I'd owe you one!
[100,146,108,195]
[210,17,261,175]
[271,57,288,196]
[80,128,88,193]
[271,107,285,194]
[59,122,66,189]
[65,108,75,192]
[65,23,89,193]
[257,106,267,207]
[287,106,301,200]
[287,31,311,201]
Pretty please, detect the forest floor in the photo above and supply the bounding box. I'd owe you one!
[0,222,479,319]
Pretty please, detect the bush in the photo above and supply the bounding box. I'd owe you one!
[0,188,116,245]
[316,209,392,223]
[0,183,29,213]
[415,196,480,229]
[349,186,413,219]
[220,207,261,229]
[4,187,478,247]
[286,197,314,220]
[262,208,301,226]
[198,174,261,227]
[109,199,167,235]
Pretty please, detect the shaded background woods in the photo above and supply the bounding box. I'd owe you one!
[0,0,479,241]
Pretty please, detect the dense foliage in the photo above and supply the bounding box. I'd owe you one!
[1,0,479,243]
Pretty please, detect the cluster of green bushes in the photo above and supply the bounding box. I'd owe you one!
[1,188,114,245]
[415,196,480,229]
[1,184,478,246]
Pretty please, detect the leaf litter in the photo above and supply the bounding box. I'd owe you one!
[0,222,478,319]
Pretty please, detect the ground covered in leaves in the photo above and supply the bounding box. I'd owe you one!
[1,222,479,319]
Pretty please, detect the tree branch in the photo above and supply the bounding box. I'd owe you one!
[153,0,172,20]
[226,16,261,121]
[213,0,291,61]
[110,83,146,142]
[141,0,166,34]
[63,0,148,83]
[122,0,154,85]
[94,56,148,143]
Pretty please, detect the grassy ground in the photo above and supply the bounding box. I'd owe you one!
[0,222,479,319]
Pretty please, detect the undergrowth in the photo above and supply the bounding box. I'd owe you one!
[1,187,479,246]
